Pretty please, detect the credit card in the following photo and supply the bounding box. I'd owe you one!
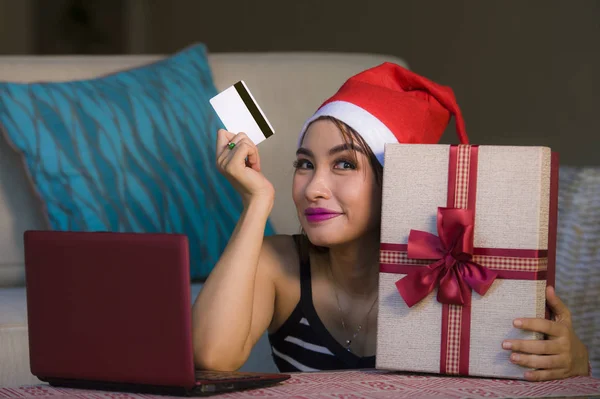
[209,80,274,145]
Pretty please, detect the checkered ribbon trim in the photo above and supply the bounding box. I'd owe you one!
[380,251,547,273]
[455,145,471,209]
[447,305,463,374]
[379,251,430,266]
[448,145,471,375]
[473,255,547,271]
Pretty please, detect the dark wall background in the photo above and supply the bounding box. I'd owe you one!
[1,0,598,165]
[142,0,599,166]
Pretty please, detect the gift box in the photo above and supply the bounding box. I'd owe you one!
[376,144,558,379]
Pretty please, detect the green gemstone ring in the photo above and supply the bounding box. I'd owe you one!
[227,142,236,150]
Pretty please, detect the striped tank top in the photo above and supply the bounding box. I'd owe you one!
[267,235,376,372]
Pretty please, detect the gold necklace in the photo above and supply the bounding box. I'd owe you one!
[329,264,379,353]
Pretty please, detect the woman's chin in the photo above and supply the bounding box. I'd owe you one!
[303,228,344,248]
[302,221,380,248]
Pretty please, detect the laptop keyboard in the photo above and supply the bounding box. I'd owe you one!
[195,370,260,381]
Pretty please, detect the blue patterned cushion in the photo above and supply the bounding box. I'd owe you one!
[0,44,275,279]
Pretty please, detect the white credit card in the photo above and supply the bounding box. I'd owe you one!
[209,80,274,145]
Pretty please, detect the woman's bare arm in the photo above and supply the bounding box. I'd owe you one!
[192,197,284,371]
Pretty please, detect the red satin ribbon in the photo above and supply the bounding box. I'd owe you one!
[395,207,498,307]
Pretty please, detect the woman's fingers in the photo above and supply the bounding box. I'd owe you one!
[245,139,261,172]
[223,139,258,174]
[513,318,567,338]
[509,352,566,370]
[213,129,272,202]
[523,368,570,382]
[545,286,572,326]
[217,130,243,168]
[503,338,563,355]
[220,133,261,172]
[216,129,237,159]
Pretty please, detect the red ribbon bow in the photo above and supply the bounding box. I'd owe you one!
[396,207,498,307]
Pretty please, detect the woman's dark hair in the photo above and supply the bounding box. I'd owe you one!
[297,115,383,254]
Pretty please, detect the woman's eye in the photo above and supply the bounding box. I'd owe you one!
[293,159,313,169]
[334,160,356,170]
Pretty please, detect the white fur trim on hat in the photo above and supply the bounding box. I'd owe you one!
[298,101,398,165]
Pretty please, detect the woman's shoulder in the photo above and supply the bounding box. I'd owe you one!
[261,234,302,278]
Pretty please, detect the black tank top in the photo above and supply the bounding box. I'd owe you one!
[267,235,376,372]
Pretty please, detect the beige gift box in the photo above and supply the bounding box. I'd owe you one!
[376,144,558,379]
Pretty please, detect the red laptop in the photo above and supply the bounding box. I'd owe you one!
[23,230,289,396]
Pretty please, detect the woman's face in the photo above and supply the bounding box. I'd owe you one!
[292,119,382,247]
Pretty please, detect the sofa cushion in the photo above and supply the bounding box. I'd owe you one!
[0,287,41,387]
[0,43,274,280]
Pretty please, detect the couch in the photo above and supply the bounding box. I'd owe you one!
[1,51,598,388]
[0,50,409,387]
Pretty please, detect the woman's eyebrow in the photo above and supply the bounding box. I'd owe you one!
[296,147,313,157]
[328,143,365,156]
[296,144,365,157]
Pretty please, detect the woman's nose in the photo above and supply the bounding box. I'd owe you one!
[304,173,332,201]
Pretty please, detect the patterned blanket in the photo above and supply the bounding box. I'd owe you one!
[1,370,600,399]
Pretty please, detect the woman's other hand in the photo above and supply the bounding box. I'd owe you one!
[502,286,590,381]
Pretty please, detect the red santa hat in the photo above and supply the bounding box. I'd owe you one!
[298,62,469,165]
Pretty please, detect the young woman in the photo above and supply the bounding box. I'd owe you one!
[192,63,590,381]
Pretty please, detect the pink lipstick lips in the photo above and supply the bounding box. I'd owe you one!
[304,207,342,223]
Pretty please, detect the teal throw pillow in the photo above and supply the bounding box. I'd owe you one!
[0,43,275,280]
